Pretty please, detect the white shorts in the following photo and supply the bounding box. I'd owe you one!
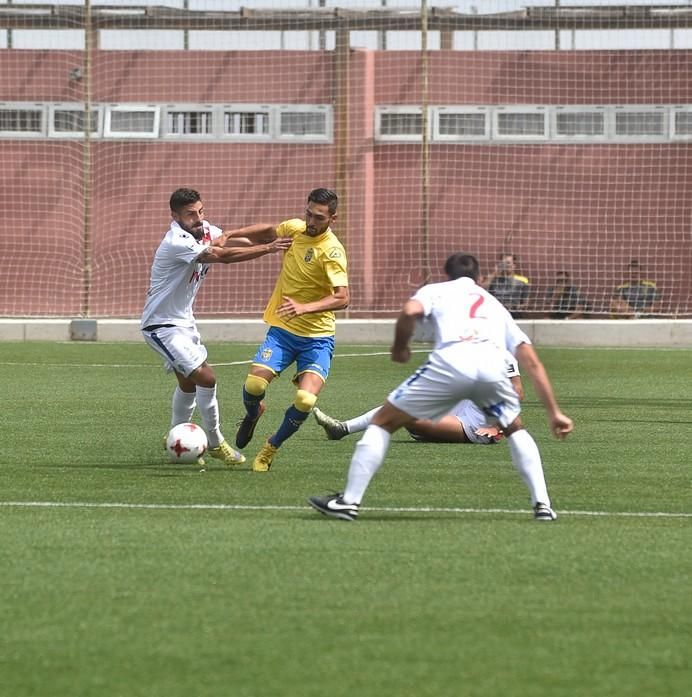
[387,342,521,429]
[142,325,208,377]
[452,400,496,445]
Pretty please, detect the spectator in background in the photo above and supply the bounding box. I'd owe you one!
[610,259,660,318]
[484,253,530,318]
[546,270,589,319]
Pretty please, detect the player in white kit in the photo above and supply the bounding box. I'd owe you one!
[308,252,573,521]
[142,188,292,465]
[312,352,523,444]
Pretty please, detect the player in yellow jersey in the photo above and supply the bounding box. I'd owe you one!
[227,188,349,471]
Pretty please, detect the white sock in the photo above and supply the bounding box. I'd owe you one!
[171,386,196,427]
[507,429,550,507]
[196,385,223,448]
[343,424,391,504]
[344,406,383,434]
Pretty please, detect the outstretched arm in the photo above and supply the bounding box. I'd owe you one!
[213,223,278,247]
[198,236,291,264]
[515,342,573,439]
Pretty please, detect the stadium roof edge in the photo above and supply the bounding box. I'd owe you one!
[3,4,692,31]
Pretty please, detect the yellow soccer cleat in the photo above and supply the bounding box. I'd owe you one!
[252,441,278,472]
[208,440,246,466]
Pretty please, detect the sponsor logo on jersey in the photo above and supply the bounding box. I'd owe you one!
[304,248,314,263]
[328,248,342,259]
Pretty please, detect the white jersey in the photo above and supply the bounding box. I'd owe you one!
[412,276,530,355]
[141,220,221,330]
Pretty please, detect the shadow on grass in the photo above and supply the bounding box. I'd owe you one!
[300,513,528,523]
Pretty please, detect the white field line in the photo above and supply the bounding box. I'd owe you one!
[0,350,411,369]
[0,345,687,370]
[0,500,690,518]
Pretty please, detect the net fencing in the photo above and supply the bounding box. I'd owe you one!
[1,0,691,319]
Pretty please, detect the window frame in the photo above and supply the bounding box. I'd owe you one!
[220,104,273,141]
[275,104,333,143]
[433,106,490,142]
[612,105,668,142]
[375,106,432,143]
[551,106,608,141]
[492,106,549,142]
[48,103,103,138]
[670,105,692,140]
[0,102,46,138]
[161,103,217,139]
[103,104,160,139]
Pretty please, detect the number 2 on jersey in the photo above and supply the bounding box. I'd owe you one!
[469,293,486,319]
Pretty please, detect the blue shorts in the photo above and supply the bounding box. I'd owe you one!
[252,326,335,383]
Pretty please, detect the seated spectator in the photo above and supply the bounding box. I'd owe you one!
[484,253,530,318]
[546,270,589,319]
[610,259,660,318]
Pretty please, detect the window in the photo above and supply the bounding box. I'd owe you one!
[614,108,666,138]
[375,107,430,141]
[48,104,102,137]
[674,111,692,135]
[223,106,271,138]
[104,105,160,138]
[0,103,45,137]
[380,111,421,136]
[553,108,606,138]
[277,105,331,141]
[434,107,489,141]
[494,108,548,140]
[163,106,214,136]
[671,108,692,139]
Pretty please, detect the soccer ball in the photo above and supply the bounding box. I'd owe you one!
[166,422,208,463]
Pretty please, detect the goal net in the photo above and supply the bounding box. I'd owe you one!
[1,0,691,319]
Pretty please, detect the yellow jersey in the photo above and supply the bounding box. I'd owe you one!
[263,218,348,337]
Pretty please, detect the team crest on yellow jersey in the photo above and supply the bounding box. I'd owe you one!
[261,347,273,361]
[304,248,314,263]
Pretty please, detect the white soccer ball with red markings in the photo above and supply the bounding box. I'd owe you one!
[166,422,208,463]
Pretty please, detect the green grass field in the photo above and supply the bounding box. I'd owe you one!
[1,341,690,697]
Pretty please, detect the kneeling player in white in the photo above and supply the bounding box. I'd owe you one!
[314,354,523,445]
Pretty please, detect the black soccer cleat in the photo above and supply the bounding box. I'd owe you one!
[533,502,557,521]
[312,407,349,441]
[308,493,360,521]
[235,401,266,449]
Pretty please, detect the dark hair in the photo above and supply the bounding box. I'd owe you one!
[307,188,338,215]
[170,188,201,212]
[444,253,480,282]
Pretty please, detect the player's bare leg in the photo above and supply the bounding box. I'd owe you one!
[405,415,470,443]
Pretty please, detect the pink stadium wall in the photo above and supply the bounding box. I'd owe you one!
[1,49,691,316]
